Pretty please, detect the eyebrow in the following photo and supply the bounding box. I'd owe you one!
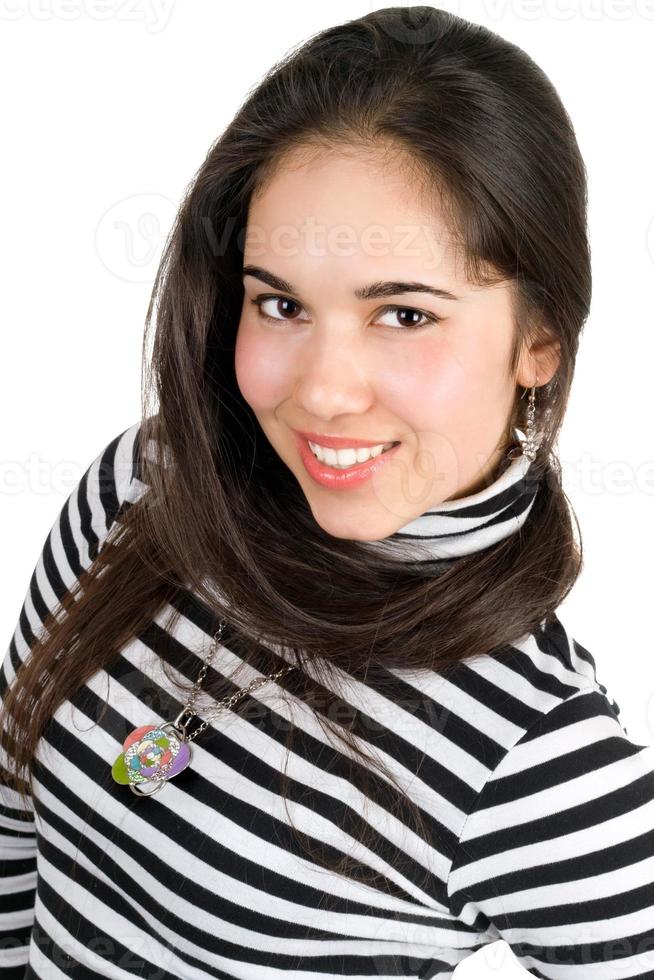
[242,264,460,302]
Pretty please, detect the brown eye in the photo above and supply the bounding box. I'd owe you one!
[251,296,307,322]
[376,305,441,331]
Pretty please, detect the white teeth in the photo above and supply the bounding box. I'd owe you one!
[307,440,396,468]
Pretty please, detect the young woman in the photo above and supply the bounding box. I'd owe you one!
[2,6,653,978]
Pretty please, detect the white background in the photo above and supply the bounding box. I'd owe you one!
[1,2,653,974]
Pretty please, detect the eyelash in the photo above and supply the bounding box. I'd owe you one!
[249,295,441,332]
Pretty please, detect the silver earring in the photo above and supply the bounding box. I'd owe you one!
[522,383,538,461]
[509,379,540,462]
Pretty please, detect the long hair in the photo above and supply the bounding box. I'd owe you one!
[1,6,589,890]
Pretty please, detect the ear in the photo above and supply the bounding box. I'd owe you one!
[516,335,561,389]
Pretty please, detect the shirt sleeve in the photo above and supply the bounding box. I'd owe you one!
[0,421,142,978]
[447,685,654,978]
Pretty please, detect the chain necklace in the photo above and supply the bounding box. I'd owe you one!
[111,622,318,798]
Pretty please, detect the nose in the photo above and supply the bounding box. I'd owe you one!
[292,327,375,420]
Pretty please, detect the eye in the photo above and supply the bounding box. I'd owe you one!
[250,295,308,324]
[374,305,441,331]
[249,295,441,331]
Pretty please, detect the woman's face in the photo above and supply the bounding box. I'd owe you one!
[235,146,557,542]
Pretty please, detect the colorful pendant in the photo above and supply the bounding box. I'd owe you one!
[111,722,191,797]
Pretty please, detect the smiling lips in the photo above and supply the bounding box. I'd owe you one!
[307,440,395,468]
[293,430,402,489]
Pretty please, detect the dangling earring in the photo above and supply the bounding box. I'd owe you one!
[508,375,541,462]
[522,381,538,461]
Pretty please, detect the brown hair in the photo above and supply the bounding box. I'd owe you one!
[1,6,589,892]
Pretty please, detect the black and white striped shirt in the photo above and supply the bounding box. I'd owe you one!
[2,421,653,978]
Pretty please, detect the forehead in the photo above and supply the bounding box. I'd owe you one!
[244,145,468,288]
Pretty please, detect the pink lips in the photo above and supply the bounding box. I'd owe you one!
[293,431,401,490]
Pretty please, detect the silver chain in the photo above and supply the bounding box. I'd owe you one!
[171,622,318,743]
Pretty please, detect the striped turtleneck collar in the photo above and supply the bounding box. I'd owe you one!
[361,450,540,565]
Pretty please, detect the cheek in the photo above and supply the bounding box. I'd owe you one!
[384,334,510,450]
[234,322,291,411]
[375,340,468,434]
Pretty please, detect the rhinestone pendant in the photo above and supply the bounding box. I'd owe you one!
[111,722,191,797]
[508,425,542,462]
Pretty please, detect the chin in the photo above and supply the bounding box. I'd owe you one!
[305,499,392,543]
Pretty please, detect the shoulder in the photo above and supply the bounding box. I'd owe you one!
[74,419,146,558]
[19,418,147,605]
[92,418,144,503]
[445,611,621,735]
[429,614,608,780]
